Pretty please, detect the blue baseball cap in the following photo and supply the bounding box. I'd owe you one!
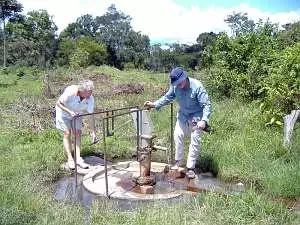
[170,67,188,86]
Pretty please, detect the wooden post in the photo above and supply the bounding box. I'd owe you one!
[283,110,300,148]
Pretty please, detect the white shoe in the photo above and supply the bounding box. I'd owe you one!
[186,169,196,179]
[68,159,75,170]
[76,157,89,169]
[170,161,181,170]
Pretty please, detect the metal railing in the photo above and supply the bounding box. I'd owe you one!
[71,103,174,197]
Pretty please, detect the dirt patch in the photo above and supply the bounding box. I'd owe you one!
[89,73,111,84]
[4,103,55,131]
[113,84,144,95]
[92,83,145,99]
[57,76,74,84]
[93,91,113,99]
[277,197,300,212]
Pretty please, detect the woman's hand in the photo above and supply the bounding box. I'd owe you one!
[69,110,79,118]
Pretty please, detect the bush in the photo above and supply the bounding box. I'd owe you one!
[260,43,300,124]
[69,48,89,69]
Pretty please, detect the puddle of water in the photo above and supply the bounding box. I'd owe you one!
[53,156,298,217]
[53,171,233,209]
[53,174,299,225]
[54,157,244,211]
[116,172,178,195]
[117,171,232,195]
[53,174,189,211]
[54,176,95,208]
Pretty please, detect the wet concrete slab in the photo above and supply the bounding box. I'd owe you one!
[82,160,234,200]
[54,156,246,211]
[82,161,182,200]
[55,156,300,213]
[53,173,192,211]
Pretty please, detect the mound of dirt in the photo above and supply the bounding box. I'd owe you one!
[113,84,144,95]
[89,73,111,83]
[93,91,113,99]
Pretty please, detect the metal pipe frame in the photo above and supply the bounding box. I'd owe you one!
[136,110,140,162]
[170,102,174,164]
[74,105,138,118]
[73,118,78,185]
[73,106,138,185]
[71,104,174,197]
[102,118,109,197]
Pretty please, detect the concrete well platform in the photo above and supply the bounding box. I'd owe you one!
[82,160,230,200]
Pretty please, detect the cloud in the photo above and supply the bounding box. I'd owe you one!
[18,0,300,44]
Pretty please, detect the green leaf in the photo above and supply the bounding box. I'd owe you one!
[270,117,275,124]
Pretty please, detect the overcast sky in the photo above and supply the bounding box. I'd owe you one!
[18,0,300,44]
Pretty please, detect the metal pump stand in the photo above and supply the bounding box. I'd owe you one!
[71,104,175,198]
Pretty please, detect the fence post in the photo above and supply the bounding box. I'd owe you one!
[283,110,300,148]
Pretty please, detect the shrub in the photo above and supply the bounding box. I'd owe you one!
[260,43,300,125]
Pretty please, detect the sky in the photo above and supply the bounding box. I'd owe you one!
[18,0,300,44]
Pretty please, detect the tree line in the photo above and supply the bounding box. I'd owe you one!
[1,0,300,123]
[0,1,216,71]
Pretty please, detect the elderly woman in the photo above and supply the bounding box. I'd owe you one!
[56,80,97,169]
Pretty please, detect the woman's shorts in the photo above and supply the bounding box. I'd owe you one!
[56,116,82,131]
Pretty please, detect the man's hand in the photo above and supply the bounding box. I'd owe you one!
[197,120,206,130]
[69,110,79,118]
[143,101,155,109]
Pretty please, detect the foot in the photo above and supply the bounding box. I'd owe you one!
[170,160,181,170]
[76,157,89,169]
[68,159,75,170]
[186,169,196,179]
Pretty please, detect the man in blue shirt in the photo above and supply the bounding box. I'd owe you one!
[144,67,212,178]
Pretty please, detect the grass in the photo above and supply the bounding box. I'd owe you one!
[0,66,299,224]
[89,191,297,225]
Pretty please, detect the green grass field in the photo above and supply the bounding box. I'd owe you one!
[0,66,299,224]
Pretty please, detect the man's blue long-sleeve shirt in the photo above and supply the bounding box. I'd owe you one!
[153,78,212,123]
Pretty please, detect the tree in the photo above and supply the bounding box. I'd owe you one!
[75,36,107,66]
[4,9,58,67]
[146,44,179,72]
[60,14,97,39]
[95,4,132,68]
[276,21,300,49]
[60,22,82,39]
[76,14,98,36]
[5,14,34,66]
[55,37,76,66]
[57,36,107,67]
[196,32,217,51]
[225,12,255,37]
[25,10,57,67]
[58,5,150,69]
[123,30,150,68]
[0,0,23,67]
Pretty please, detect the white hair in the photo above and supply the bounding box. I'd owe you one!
[78,80,94,92]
